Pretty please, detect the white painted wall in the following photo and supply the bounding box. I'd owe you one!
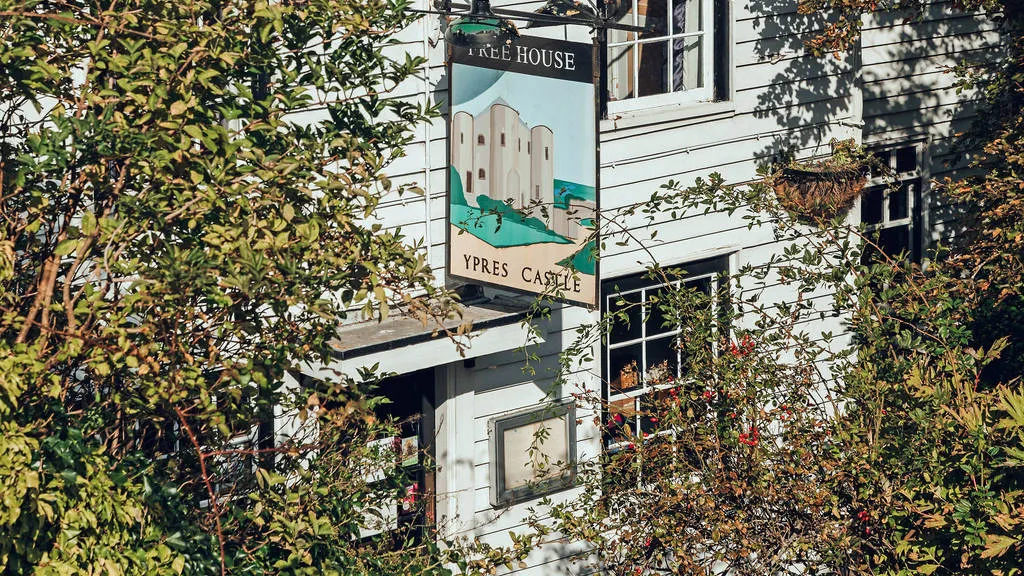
[313,1,998,573]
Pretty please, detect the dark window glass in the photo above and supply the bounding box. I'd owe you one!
[895,146,917,173]
[872,150,891,169]
[889,182,910,221]
[641,0,668,37]
[645,285,673,337]
[879,226,910,258]
[609,343,644,395]
[609,291,643,343]
[607,397,637,443]
[637,43,668,97]
[861,186,884,224]
[644,334,679,380]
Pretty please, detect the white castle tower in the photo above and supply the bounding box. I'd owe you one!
[451,101,555,225]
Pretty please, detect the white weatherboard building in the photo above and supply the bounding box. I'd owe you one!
[292,1,997,573]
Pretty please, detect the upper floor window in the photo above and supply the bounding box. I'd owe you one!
[602,256,728,447]
[606,0,716,112]
[861,142,926,263]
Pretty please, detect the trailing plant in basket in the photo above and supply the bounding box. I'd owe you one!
[773,138,874,224]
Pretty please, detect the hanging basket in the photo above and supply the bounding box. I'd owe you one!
[773,165,868,224]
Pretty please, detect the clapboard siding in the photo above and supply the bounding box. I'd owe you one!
[322,2,1000,573]
[863,81,977,119]
[862,15,998,49]
[862,31,1000,69]
[859,0,996,258]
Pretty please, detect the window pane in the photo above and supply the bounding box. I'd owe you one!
[869,150,890,179]
[644,334,679,382]
[607,396,638,444]
[645,285,676,337]
[672,35,703,91]
[638,0,668,38]
[609,290,642,343]
[607,25,635,44]
[612,0,637,27]
[672,0,702,33]
[895,146,917,173]
[637,42,668,97]
[879,226,910,258]
[607,44,634,102]
[888,182,910,221]
[609,343,644,395]
[685,275,712,296]
[639,394,667,436]
[861,186,883,224]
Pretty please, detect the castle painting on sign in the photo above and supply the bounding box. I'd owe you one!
[447,36,597,306]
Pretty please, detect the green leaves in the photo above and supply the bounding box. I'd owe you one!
[1,0,451,573]
[54,239,78,257]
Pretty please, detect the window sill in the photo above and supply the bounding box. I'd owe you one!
[601,99,736,133]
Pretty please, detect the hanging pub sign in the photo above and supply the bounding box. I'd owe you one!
[447,35,598,307]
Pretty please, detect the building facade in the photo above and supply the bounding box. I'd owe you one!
[294,0,995,573]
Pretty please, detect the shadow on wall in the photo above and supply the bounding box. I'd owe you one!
[746,0,985,170]
[746,0,860,160]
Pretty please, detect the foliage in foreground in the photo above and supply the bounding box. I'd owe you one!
[515,166,1024,575]
[507,2,1024,573]
[0,0,458,573]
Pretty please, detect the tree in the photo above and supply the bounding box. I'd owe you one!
[799,0,1024,571]
[509,162,1024,575]
[513,176,875,576]
[496,2,1024,573]
[803,0,1024,386]
[0,0,458,573]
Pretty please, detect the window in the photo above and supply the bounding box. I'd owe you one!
[489,402,577,506]
[606,0,718,111]
[211,432,256,498]
[328,368,436,540]
[477,134,485,145]
[478,168,486,180]
[602,257,728,447]
[500,133,506,146]
[861,143,925,263]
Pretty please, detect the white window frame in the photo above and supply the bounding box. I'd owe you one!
[602,258,726,451]
[606,0,716,113]
[861,140,929,263]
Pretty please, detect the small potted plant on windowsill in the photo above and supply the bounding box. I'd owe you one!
[772,138,873,225]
